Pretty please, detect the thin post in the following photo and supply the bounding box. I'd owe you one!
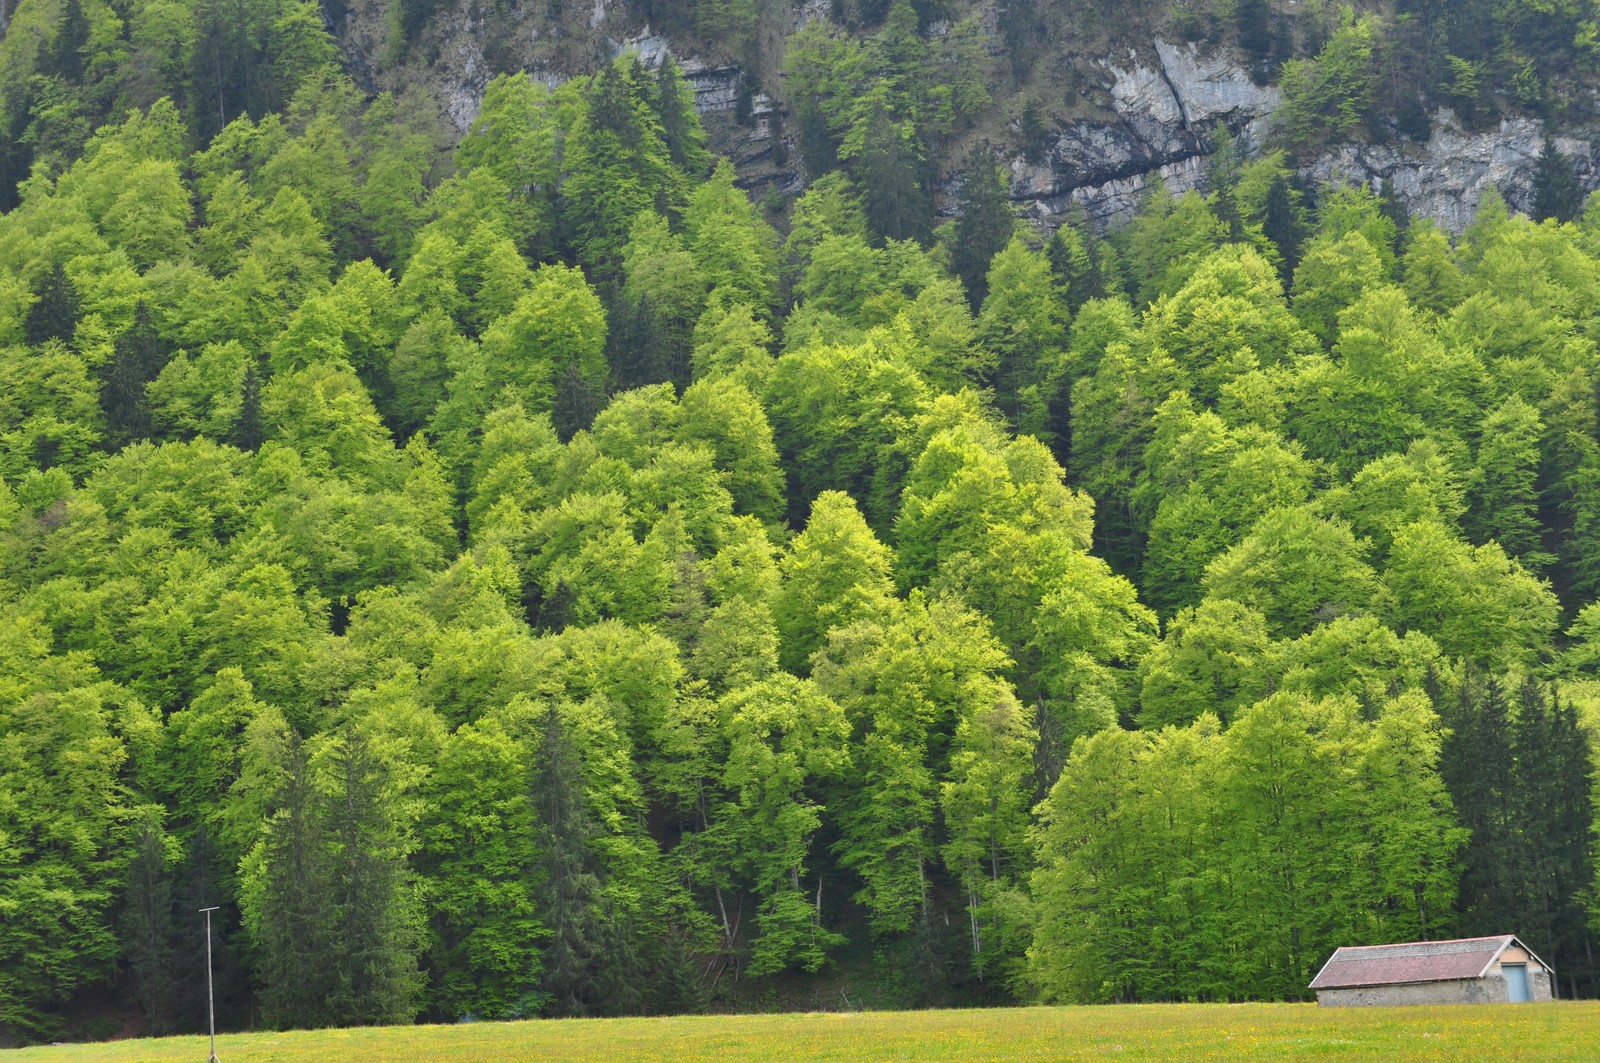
[200,906,221,1063]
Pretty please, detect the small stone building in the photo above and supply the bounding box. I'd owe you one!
[1309,935,1555,1006]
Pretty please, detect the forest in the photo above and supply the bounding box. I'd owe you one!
[2,0,1600,1046]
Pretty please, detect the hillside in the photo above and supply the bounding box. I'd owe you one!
[2,0,1600,1048]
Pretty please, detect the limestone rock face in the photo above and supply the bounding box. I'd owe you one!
[1002,41,1595,231]
[1006,40,1279,226]
[1307,117,1597,230]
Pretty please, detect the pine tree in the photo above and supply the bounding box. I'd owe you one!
[950,146,1016,309]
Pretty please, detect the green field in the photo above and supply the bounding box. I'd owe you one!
[6,1002,1598,1062]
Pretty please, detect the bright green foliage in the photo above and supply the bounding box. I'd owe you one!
[976,235,1067,434]
[561,58,685,273]
[1466,394,1549,568]
[8,30,1600,1037]
[1201,506,1378,638]
[0,615,155,1039]
[477,263,608,436]
[1118,184,1229,307]
[1138,598,1272,729]
[717,675,849,974]
[1033,688,1462,1004]
[1291,231,1386,346]
[1275,11,1377,153]
[774,490,895,672]
[1383,519,1560,669]
[454,75,561,260]
[683,161,780,316]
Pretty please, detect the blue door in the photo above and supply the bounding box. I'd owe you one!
[1504,964,1530,1002]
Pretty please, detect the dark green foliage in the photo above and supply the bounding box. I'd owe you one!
[50,0,90,84]
[100,303,170,450]
[1532,139,1584,224]
[24,264,80,347]
[256,730,422,1029]
[531,708,643,1017]
[950,146,1015,309]
[1441,676,1599,998]
[256,739,340,1028]
[119,814,181,1035]
[857,100,930,245]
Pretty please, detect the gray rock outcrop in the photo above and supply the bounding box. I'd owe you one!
[1005,39,1596,231]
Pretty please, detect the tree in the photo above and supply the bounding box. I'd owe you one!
[1383,520,1559,669]
[477,264,609,436]
[853,96,930,246]
[774,490,896,672]
[1532,138,1584,224]
[718,676,849,975]
[1138,598,1271,729]
[1201,507,1378,639]
[976,234,1068,433]
[683,161,780,316]
[100,303,171,449]
[951,146,1015,308]
[529,704,642,1016]
[1466,394,1549,568]
[1274,11,1377,154]
[24,264,81,347]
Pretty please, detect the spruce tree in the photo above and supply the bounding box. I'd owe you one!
[1532,138,1584,223]
[1439,672,1519,937]
[532,707,642,1017]
[231,365,265,452]
[1261,171,1306,281]
[1511,684,1598,996]
[51,0,90,83]
[321,728,424,1026]
[100,302,170,449]
[654,57,712,178]
[120,812,179,1035]
[951,146,1016,309]
[24,264,81,347]
[257,740,337,1029]
[856,100,930,246]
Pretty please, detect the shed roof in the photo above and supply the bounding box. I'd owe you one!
[1308,935,1544,991]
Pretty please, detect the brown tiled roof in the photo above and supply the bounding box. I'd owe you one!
[1308,936,1517,990]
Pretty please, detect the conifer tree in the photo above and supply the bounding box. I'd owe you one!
[1532,138,1584,223]
[951,146,1015,309]
[24,264,80,347]
[856,99,930,245]
[531,706,642,1016]
[101,303,170,450]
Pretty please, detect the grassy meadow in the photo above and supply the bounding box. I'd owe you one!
[4,1002,1598,1062]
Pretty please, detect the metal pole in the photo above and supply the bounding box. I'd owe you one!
[200,907,221,1063]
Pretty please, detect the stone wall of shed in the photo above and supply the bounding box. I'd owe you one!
[1517,964,1555,1001]
[1317,978,1502,1007]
